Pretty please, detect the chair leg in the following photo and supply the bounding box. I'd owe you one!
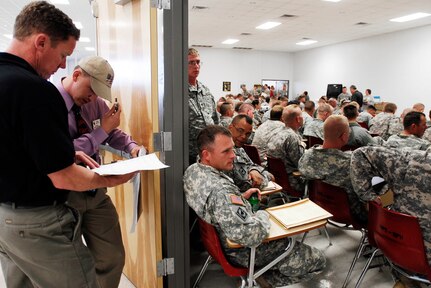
[301,231,309,243]
[239,276,247,288]
[354,249,379,288]
[323,226,332,246]
[193,255,212,288]
[342,230,367,288]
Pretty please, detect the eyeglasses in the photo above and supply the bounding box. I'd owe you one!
[188,60,202,66]
[233,125,252,138]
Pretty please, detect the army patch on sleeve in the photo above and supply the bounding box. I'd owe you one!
[236,207,248,221]
[230,194,245,206]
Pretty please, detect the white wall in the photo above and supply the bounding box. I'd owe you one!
[293,24,431,114]
[196,48,294,100]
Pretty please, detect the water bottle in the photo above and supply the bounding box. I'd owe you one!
[248,193,260,212]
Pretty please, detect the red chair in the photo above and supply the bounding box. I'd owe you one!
[308,180,367,288]
[358,121,368,130]
[266,156,303,199]
[307,136,323,149]
[193,218,248,288]
[355,202,431,287]
[243,144,262,166]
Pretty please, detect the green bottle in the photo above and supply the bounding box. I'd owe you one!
[248,193,259,212]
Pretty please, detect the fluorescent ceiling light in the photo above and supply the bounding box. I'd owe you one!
[390,12,431,23]
[79,37,91,43]
[222,39,239,45]
[256,22,281,30]
[73,22,83,29]
[85,47,96,51]
[3,34,12,40]
[323,0,342,2]
[296,39,318,46]
[50,0,70,4]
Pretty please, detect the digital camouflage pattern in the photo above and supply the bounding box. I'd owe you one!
[384,134,431,151]
[351,146,431,265]
[225,147,271,192]
[298,146,367,223]
[252,120,285,164]
[423,128,431,143]
[357,111,373,128]
[219,116,232,128]
[183,162,326,285]
[347,122,376,147]
[188,81,219,162]
[369,113,402,140]
[267,126,307,192]
[303,118,324,139]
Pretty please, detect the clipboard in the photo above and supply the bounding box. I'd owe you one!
[266,199,333,230]
[260,181,283,195]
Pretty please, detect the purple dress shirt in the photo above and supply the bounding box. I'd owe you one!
[57,81,138,161]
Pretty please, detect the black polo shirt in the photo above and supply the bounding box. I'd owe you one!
[0,53,75,205]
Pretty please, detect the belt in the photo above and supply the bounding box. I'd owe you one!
[0,201,62,209]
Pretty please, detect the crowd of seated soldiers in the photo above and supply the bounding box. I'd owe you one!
[212,86,431,280]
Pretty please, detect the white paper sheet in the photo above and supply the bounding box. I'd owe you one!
[92,153,169,175]
[130,173,140,233]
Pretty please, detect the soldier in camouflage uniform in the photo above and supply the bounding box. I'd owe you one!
[188,48,219,163]
[303,103,333,139]
[225,115,274,192]
[267,106,307,193]
[384,111,430,150]
[252,105,285,165]
[369,102,402,140]
[219,102,234,128]
[343,104,376,147]
[299,115,367,223]
[423,127,431,143]
[184,125,326,286]
[351,145,431,266]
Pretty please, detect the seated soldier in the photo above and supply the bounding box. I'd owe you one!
[357,104,377,128]
[351,145,431,267]
[303,103,333,140]
[219,102,234,128]
[343,104,376,147]
[252,105,285,165]
[384,111,430,150]
[267,105,307,193]
[225,115,274,192]
[298,115,367,223]
[369,102,401,140]
[184,125,326,287]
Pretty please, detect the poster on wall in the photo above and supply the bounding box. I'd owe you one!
[222,81,231,92]
[261,79,289,98]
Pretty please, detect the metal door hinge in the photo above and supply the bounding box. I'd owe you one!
[153,131,172,152]
[157,258,175,277]
[150,0,171,10]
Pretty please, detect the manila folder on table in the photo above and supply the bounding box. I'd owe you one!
[266,199,333,230]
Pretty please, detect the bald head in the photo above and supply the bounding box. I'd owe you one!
[323,115,350,148]
[282,105,303,131]
[317,103,333,121]
[412,103,425,113]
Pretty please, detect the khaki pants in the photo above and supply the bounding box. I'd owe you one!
[68,189,125,288]
[0,203,97,288]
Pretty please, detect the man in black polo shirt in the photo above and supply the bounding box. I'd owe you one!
[0,2,134,288]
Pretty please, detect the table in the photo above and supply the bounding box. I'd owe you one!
[227,199,331,287]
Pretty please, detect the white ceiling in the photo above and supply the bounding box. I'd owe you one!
[1,0,431,56]
[189,0,431,52]
[0,0,96,59]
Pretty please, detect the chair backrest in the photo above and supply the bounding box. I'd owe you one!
[198,218,248,277]
[267,156,302,198]
[243,144,261,166]
[308,180,362,229]
[358,121,369,130]
[368,202,431,280]
[307,136,323,148]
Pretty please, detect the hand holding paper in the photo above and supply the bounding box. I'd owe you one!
[92,153,168,175]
